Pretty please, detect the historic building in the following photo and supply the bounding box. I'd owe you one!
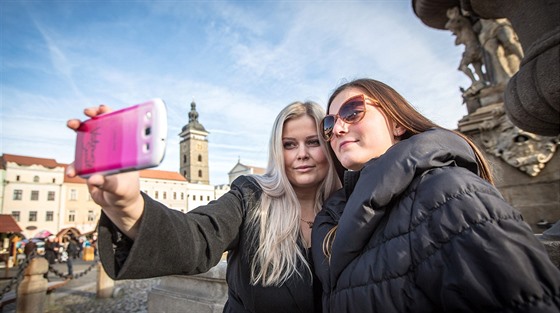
[62,166,100,235]
[0,154,227,239]
[228,159,266,184]
[179,100,210,184]
[0,154,65,239]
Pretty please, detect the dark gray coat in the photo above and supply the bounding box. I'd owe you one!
[98,176,321,313]
[312,129,560,313]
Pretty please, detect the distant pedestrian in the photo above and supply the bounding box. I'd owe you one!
[66,236,79,277]
[23,241,37,258]
[44,236,57,265]
[43,236,58,281]
[91,234,98,257]
[78,237,85,259]
[67,237,79,259]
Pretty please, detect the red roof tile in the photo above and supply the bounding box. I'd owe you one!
[140,169,187,181]
[1,154,60,169]
[0,215,22,233]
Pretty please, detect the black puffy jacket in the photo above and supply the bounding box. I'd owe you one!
[312,129,560,313]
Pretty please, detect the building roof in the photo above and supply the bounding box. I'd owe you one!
[250,165,266,175]
[140,169,188,181]
[61,166,187,183]
[0,153,194,183]
[1,153,60,169]
[180,101,208,134]
[0,215,23,233]
[228,160,266,175]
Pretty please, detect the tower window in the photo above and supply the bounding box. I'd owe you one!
[198,170,202,177]
[198,155,202,162]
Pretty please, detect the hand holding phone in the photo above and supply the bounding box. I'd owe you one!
[73,99,167,177]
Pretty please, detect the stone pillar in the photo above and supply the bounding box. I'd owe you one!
[97,262,115,298]
[148,261,227,313]
[16,257,48,313]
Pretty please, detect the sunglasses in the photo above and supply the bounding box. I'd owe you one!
[321,94,378,141]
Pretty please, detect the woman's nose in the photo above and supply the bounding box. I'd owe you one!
[297,145,310,160]
[332,118,348,138]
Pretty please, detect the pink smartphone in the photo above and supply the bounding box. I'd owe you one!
[74,99,167,178]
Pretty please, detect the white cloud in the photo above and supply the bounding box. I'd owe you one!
[1,1,474,184]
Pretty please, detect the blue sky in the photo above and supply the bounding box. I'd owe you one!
[1,0,471,185]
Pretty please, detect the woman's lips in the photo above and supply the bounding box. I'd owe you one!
[338,139,356,150]
[295,165,314,172]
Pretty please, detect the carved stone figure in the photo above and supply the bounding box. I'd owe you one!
[480,112,559,177]
[413,0,560,136]
[478,18,524,87]
[445,7,486,93]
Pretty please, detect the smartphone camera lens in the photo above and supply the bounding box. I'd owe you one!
[145,112,152,119]
[143,143,150,152]
[145,127,151,136]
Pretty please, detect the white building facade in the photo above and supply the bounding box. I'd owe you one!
[1,154,229,239]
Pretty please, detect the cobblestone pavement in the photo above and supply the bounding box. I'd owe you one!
[1,258,160,313]
[45,278,161,313]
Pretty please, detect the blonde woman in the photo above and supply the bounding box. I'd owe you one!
[66,101,341,313]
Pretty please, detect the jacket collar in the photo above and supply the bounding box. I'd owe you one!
[329,128,480,283]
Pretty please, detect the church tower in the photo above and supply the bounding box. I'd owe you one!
[179,100,210,184]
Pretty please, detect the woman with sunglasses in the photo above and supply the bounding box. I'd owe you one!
[66,101,341,313]
[312,78,560,312]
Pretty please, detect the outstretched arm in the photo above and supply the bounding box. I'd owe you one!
[66,105,144,240]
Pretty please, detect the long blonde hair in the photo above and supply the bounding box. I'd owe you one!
[248,101,341,286]
[322,78,494,260]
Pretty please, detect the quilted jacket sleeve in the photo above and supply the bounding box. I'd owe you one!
[413,168,560,312]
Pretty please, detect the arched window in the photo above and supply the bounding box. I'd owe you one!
[183,155,187,163]
[198,170,202,177]
[198,155,202,162]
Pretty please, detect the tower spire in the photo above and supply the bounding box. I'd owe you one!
[179,99,210,184]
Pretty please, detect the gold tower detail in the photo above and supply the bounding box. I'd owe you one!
[179,100,209,184]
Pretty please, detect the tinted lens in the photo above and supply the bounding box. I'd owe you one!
[339,99,365,123]
[322,96,366,141]
[321,115,335,140]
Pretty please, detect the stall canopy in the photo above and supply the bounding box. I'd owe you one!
[33,230,53,239]
[0,215,22,233]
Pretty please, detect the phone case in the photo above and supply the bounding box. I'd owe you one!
[74,99,167,177]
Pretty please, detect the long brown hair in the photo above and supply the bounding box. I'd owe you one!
[322,78,494,259]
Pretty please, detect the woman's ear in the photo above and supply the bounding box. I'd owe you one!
[393,124,406,138]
